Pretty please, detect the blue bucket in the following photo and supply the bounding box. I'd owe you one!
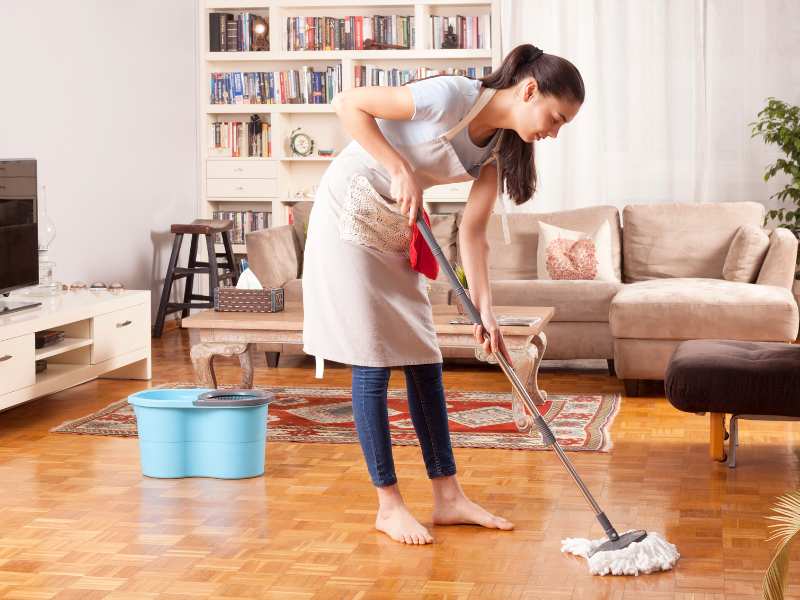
[127,388,273,479]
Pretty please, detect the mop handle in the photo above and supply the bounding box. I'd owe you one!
[414,210,621,542]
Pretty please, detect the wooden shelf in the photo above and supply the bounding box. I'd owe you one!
[35,338,92,361]
[207,49,491,61]
[206,0,492,8]
[206,104,335,113]
[199,0,501,228]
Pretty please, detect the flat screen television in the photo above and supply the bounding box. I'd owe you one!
[0,159,41,314]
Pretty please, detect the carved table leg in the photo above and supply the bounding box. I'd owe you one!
[475,332,548,434]
[190,342,252,389]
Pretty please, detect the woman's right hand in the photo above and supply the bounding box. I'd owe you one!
[389,163,424,226]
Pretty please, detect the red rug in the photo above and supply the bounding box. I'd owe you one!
[50,385,620,451]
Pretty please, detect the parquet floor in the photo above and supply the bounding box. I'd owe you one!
[0,328,799,599]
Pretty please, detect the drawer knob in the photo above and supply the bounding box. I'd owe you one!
[235,185,244,190]
[0,354,11,362]
[234,167,244,172]
[116,320,133,328]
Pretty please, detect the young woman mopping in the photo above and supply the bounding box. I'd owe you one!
[302,44,583,545]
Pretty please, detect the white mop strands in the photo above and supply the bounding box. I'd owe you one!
[560,531,680,576]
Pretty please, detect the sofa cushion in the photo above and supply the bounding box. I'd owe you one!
[489,279,622,322]
[610,278,799,341]
[622,201,765,282]
[722,224,770,283]
[537,220,618,282]
[480,206,622,281]
[246,225,301,289]
[756,228,799,289]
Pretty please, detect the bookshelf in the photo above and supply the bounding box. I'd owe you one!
[198,0,502,254]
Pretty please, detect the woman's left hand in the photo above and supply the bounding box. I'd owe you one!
[473,310,514,366]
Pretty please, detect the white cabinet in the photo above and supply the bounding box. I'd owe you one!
[0,290,151,412]
[0,334,35,395]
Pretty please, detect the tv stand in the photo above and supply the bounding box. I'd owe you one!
[0,297,42,315]
[0,289,151,412]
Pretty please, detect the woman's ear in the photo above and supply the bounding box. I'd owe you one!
[520,77,539,102]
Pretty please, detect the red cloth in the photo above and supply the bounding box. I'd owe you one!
[409,208,439,280]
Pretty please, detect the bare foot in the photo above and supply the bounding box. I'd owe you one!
[375,504,434,545]
[432,495,514,530]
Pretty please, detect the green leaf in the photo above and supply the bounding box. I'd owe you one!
[762,490,800,600]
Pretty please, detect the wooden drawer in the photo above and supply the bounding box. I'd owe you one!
[0,161,36,177]
[0,176,36,198]
[207,178,278,198]
[424,181,471,199]
[206,160,277,179]
[92,304,149,364]
[0,334,35,395]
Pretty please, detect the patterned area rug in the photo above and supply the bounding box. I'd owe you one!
[51,385,620,451]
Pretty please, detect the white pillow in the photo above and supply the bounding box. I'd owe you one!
[537,220,618,282]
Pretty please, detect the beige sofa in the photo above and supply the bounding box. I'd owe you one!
[245,201,799,395]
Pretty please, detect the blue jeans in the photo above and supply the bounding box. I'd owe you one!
[351,362,458,487]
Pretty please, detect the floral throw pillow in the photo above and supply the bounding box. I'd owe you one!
[536,220,618,282]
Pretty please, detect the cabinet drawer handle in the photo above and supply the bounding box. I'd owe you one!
[233,167,244,172]
[235,185,244,190]
[0,354,12,362]
[116,320,132,328]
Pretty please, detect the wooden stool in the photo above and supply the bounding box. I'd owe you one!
[152,219,239,337]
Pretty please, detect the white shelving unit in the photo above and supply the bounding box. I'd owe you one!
[198,0,502,254]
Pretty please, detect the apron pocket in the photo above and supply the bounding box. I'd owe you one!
[339,174,411,257]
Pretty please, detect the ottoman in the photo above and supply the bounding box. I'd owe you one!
[665,339,800,467]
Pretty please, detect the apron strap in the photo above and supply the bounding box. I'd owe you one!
[315,355,325,379]
[443,86,498,141]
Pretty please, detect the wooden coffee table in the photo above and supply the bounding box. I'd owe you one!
[181,304,554,412]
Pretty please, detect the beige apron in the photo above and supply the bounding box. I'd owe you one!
[302,85,510,378]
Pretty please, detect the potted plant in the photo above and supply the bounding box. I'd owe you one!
[750,97,800,275]
[453,264,471,315]
[762,489,800,599]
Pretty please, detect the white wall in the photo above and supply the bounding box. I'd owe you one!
[0,1,198,312]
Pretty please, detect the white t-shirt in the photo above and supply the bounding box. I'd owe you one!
[375,75,501,178]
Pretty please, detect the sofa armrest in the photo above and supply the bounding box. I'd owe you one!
[756,228,798,289]
[245,225,301,289]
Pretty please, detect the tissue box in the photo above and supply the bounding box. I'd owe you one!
[214,287,285,313]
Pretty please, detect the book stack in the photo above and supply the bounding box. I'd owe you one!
[35,330,65,349]
[209,12,269,52]
[209,118,271,158]
[354,65,493,87]
[431,14,491,49]
[286,15,414,50]
[213,211,272,245]
[210,66,343,104]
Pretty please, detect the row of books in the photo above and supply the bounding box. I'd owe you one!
[209,12,269,52]
[286,15,414,51]
[210,67,343,104]
[208,118,272,158]
[431,15,491,50]
[212,211,272,245]
[354,65,492,87]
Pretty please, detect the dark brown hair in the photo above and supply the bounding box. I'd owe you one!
[403,44,585,205]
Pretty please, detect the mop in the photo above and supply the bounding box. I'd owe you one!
[414,212,679,576]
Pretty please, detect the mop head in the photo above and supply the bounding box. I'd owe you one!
[560,530,679,576]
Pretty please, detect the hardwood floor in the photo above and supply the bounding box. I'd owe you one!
[0,329,798,599]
